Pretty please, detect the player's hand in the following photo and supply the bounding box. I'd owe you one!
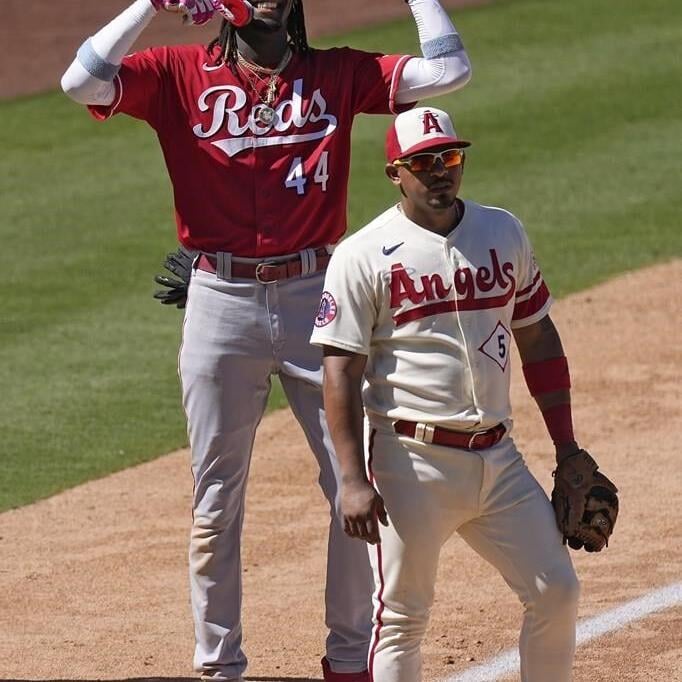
[150,0,221,26]
[341,478,388,545]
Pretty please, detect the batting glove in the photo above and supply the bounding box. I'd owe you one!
[150,0,221,26]
[153,246,198,309]
[213,0,254,27]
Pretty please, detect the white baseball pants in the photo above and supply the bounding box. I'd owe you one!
[366,427,580,682]
[179,266,374,680]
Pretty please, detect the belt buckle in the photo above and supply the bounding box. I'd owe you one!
[414,422,435,444]
[255,261,277,284]
[467,429,489,449]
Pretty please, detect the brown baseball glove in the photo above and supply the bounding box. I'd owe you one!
[551,449,619,552]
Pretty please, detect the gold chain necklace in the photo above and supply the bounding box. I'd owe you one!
[237,48,292,126]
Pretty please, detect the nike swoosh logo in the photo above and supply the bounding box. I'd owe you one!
[382,242,404,256]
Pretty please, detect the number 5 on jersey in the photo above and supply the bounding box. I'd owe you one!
[285,152,330,195]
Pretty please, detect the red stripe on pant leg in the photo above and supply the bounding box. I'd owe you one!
[367,429,377,486]
[367,429,386,682]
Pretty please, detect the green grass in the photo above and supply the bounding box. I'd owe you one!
[337,0,682,292]
[1,0,680,510]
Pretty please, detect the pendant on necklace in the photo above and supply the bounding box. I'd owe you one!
[254,104,276,126]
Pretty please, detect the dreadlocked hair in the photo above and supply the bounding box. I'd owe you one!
[207,1,309,71]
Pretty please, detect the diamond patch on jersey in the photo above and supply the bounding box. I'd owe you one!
[315,291,338,327]
[479,321,512,371]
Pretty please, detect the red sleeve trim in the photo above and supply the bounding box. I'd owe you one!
[389,55,416,114]
[516,270,542,298]
[513,281,550,320]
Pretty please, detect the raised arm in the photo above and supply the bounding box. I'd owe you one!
[60,0,252,105]
[61,0,157,105]
[322,347,388,545]
[396,0,472,104]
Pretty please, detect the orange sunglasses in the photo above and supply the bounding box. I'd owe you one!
[393,148,465,172]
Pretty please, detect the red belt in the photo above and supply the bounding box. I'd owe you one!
[394,420,506,450]
[197,248,331,283]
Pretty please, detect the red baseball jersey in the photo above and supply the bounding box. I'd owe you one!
[89,45,413,256]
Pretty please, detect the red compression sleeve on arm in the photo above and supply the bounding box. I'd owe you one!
[540,403,575,446]
[522,356,574,445]
[522,356,571,395]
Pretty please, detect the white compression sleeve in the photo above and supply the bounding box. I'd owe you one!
[61,0,157,105]
[395,0,472,105]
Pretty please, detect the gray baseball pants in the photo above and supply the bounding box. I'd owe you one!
[179,263,373,680]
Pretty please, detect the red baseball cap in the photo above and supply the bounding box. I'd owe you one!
[385,107,471,162]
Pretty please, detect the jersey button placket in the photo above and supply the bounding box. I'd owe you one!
[448,242,481,420]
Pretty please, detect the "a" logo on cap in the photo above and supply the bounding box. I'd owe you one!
[422,111,444,135]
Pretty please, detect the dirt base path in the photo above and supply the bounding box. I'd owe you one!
[1,260,680,681]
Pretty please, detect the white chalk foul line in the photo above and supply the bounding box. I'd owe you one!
[445,581,682,682]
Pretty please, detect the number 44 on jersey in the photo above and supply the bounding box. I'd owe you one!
[285,152,330,195]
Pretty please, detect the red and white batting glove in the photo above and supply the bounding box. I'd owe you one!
[212,0,254,27]
[150,0,220,26]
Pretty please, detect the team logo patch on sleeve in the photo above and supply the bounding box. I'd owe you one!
[315,291,338,327]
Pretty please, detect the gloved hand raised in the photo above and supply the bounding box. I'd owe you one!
[150,0,252,27]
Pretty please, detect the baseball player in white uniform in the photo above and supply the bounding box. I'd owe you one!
[311,108,584,681]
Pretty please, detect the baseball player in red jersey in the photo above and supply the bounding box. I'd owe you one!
[311,107,615,681]
[61,1,472,680]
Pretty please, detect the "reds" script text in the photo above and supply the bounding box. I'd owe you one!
[192,79,338,157]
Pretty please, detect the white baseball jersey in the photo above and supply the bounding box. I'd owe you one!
[310,199,552,431]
